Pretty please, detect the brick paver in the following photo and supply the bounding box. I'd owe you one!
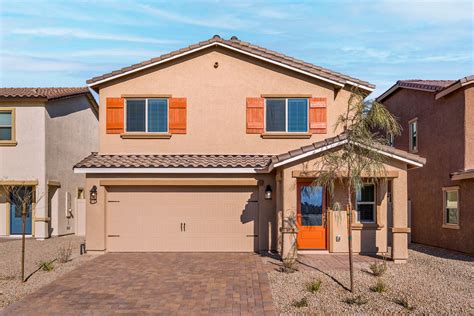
[2,253,276,315]
[298,253,384,271]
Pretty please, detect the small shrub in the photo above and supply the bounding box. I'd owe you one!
[394,297,416,311]
[369,261,387,277]
[306,280,322,294]
[57,243,73,263]
[344,295,368,306]
[39,261,54,272]
[370,278,387,293]
[292,297,308,308]
[281,257,298,273]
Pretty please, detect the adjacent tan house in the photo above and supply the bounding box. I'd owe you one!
[74,35,424,262]
[379,76,474,255]
[0,88,98,239]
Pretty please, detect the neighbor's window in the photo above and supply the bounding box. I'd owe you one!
[0,109,14,142]
[126,99,168,133]
[387,133,394,147]
[356,184,376,223]
[443,188,459,226]
[409,118,417,152]
[265,98,308,133]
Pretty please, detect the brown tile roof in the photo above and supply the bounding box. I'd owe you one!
[86,35,374,91]
[0,87,90,100]
[74,153,273,169]
[397,80,456,92]
[268,134,426,169]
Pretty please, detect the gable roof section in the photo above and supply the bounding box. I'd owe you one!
[0,87,90,100]
[435,75,474,99]
[86,35,375,92]
[377,79,456,102]
[267,134,425,171]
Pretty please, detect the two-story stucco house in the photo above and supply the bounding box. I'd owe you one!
[0,87,98,239]
[74,36,424,263]
[378,76,474,255]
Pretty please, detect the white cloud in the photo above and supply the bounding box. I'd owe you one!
[9,28,181,44]
[137,4,250,30]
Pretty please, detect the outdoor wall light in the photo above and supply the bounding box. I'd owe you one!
[89,185,97,204]
[264,185,273,200]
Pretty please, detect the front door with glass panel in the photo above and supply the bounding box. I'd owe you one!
[10,187,33,235]
[296,182,327,249]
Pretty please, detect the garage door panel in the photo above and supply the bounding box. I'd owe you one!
[106,186,258,252]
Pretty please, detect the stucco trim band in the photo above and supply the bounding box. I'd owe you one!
[99,179,259,186]
[120,133,172,139]
[47,180,61,187]
[0,180,39,186]
[261,133,311,139]
[390,227,411,233]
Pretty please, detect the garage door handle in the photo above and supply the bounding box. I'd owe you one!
[108,234,120,237]
[183,223,186,232]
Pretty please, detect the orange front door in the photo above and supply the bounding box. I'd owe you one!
[296,182,327,249]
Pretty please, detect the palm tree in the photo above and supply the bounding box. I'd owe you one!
[312,89,401,292]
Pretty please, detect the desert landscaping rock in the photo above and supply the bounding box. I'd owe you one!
[269,244,473,314]
[0,235,94,309]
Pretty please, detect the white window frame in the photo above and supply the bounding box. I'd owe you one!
[356,184,376,223]
[125,98,169,133]
[409,118,418,153]
[264,98,309,133]
[442,186,460,229]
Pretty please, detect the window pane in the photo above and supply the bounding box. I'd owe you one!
[288,99,308,132]
[446,208,458,224]
[0,127,12,140]
[266,99,286,132]
[411,122,417,149]
[357,204,375,222]
[126,100,146,132]
[357,185,375,202]
[445,191,459,224]
[300,186,323,226]
[148,99,167,132]
[0,112,12,125]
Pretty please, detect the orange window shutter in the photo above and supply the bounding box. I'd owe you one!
[106,97,124,134]
[169,98,187,134]
[309,97,327,134]
[246,97,264,134]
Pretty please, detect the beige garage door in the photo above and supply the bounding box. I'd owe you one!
[106,186,258,252]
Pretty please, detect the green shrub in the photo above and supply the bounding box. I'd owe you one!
[369,261,387,277]
[39,260,54,272]
[306,280,322,293]
[370,278,387,293]
[394,297,416,311]
[292,297,308,308]
[344,295,368,306]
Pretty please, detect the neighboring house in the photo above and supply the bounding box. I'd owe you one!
[378,76,474,255]
[0,87,99,239]
[74,35,424,263]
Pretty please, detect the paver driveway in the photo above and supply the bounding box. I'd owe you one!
[2,253,276,315]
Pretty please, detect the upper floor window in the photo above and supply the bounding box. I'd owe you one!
[126,99,168,133]
[265,98,308,133]
[409,118,417,152]
[443,187,459,228]
[356,184,376,223]
[0,109,15,145]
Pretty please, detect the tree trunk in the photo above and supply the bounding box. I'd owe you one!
[347,187,354,292]
[21,202,26,282]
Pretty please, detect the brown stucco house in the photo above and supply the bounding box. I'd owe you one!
[74,35,424,263]
[0,87,98,239]
[378,76,474,255]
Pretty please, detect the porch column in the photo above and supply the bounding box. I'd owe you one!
[391,170,409,263]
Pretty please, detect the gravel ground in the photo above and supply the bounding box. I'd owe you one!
[0,235,95,309]
[269,244,474,314]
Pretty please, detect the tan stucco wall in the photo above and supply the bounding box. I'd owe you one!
[0,103,47,237]
[385,87,474,254]
[278,155,409,261]
[97,46,353,154]
[45,95,99,236]
[84,173,277,253]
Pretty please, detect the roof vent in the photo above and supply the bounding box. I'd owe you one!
[212,34,221,39]
[230,36,239,41]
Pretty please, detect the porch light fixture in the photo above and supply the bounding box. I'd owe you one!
[89,185,97,204]
[265,185,272,200]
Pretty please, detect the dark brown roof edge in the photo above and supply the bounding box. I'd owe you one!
[86,35,374,91]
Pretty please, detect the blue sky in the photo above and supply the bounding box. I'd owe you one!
[0,0,472,97]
